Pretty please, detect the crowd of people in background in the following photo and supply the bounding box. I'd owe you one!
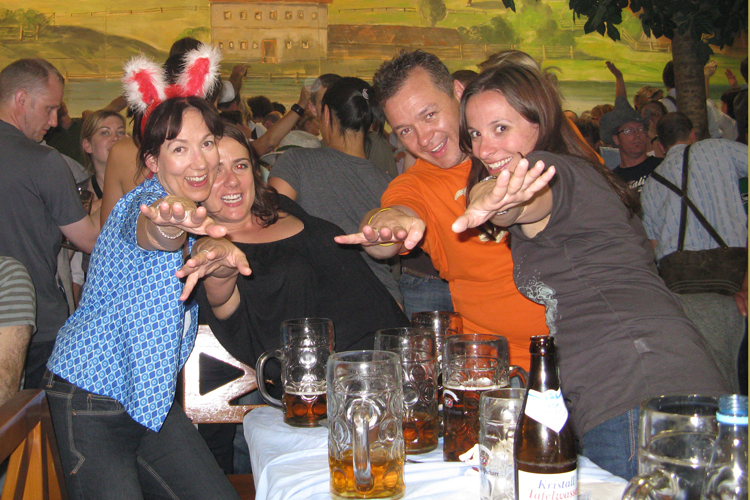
[0,36,746,498]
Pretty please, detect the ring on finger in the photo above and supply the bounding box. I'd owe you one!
[173,212,188,223]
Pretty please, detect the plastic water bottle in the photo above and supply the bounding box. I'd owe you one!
[702,394,748,500]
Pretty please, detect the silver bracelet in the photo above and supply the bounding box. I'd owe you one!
[156,225,185,240]
[481,175,498,183]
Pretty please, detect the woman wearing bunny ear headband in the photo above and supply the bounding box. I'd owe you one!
[44,45,247,500]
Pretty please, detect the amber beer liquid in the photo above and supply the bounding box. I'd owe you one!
[514,336,577,500]
[329,449,405,499]
[402,410,439,454]
[443,384,501,461]
[282,390,327,427]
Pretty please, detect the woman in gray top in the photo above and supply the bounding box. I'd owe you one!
[452,63,728,481]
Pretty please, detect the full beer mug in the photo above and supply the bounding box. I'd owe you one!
[442,334,526,462]
[328,351,405,500]
[375,327,439,454]
[256,318,334,427]
[623,395,719,500]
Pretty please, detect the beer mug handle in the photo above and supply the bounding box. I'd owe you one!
[509,365,528,388]
[622,467,672,500]
[255,349,283,408]
[352,401,373,491]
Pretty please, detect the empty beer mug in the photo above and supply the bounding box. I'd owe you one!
[256,318,334,427]
[375,327,439,454]
[622,395,719,500]
[411,311,463,376]
[328,350,405,500]
[479,388,525,500]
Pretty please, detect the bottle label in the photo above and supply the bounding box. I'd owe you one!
[517,469,578,500]
[524,388,568,433]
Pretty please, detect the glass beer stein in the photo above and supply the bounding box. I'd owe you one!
[328,350,405,500]
[255,318,334,427]
[375,327,439,454]
[623,395,719,500]
[411,311,463,378]
[442,334,525,462]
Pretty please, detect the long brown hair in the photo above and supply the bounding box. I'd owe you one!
[459,65,640,217]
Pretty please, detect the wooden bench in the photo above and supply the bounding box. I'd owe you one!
[0,389,68,500]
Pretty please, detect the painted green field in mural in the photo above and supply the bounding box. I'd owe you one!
[1,0,743,115]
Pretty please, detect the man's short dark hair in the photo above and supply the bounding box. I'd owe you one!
[721,88,742,119]
[246,95,273,121]
[662,61,675,89]
[0,58,64,103]
[656,112,692,151]
[373,50,454,108]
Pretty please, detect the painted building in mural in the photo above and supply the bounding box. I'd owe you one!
[210,0,331,63]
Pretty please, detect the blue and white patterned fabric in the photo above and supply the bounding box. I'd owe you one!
[48,176,197,431]
[641,139,748,261]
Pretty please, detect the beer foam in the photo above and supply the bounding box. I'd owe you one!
[285,388,326,396]
[443,383,504,391]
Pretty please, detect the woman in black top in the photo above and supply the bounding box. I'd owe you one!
[192,124,408,367]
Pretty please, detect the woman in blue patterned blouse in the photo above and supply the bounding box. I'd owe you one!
[43,97,248,500]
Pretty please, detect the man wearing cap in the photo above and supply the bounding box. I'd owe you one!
[600,98,662,192]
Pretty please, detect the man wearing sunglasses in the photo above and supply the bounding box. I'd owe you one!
[600,104,662,193]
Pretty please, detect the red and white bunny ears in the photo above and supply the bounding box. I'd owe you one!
[122,44,222,134]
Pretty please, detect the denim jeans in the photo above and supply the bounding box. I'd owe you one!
[580,406,639,480]
[43,372,239,500]
[399,273,453,320]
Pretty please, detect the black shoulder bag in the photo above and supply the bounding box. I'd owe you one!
[651,144,747,295]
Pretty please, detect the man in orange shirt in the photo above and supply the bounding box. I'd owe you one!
[335,50,547,369]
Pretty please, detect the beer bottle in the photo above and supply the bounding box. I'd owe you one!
[514,336,577,500]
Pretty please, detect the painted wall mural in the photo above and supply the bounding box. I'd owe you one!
[0,0,745,115]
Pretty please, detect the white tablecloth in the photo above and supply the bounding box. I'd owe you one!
[244,407,627,500]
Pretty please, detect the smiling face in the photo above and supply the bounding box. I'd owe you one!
[83,115,127,169]
[383,68,466,169]
[465,90,539,176]
[145,108,219,202]
[20,76,63,142]
[203,136,255,225]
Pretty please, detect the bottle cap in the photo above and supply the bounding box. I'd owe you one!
[717,394,749,425]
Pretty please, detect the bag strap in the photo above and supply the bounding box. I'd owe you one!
[676,144,690,251]
[649,144,729,249]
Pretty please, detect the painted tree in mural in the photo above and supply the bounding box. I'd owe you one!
[419,0,447,28]
[567,0,747,139]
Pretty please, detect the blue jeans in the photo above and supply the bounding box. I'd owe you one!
[43,372,239,500]
[399,273,453,320]
[580,407,639,480]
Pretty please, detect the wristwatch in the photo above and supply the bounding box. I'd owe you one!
[291,103,305,116]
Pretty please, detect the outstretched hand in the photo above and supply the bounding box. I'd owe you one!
[175,238,252,301]
[452,159,555,233]
[334,208,425,255]
[140,196,227,239]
